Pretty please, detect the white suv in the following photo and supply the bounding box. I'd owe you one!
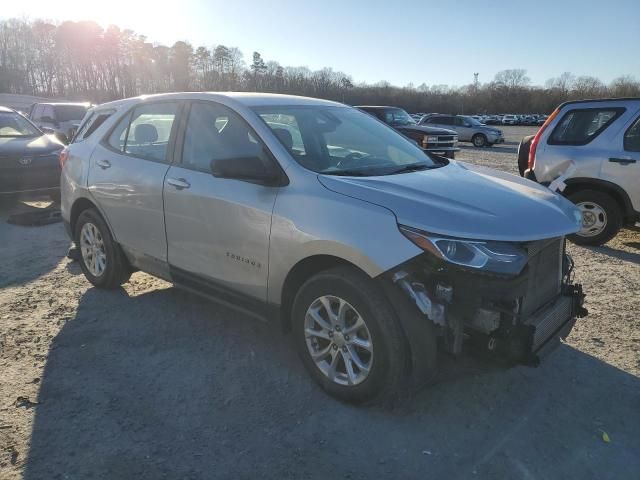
[520,98,640,245]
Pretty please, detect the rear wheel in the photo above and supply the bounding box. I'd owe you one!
[292,266,408,403]
[567,190,622,246]
[472,133,487,147]
[75,208,131,288]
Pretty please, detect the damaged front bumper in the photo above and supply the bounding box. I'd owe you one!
[383,238,587,367]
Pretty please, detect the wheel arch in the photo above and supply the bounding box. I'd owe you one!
[278,255,368,332]
[564,178,634,223]
[69,196,118,241]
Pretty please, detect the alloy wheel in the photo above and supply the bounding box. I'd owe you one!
[80,222,107,277]
[304,295,373,386]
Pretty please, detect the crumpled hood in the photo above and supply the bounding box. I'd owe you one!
[0,134,63,157]
[318,161,581,241]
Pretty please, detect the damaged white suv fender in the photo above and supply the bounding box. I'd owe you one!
[61,92,587,403]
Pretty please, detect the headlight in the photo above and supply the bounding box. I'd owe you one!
[426,136,438,142]
[399,225,528,275]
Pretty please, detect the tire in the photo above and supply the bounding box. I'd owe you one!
[445,151,455,159]
[567,190,622,246]
[292,266,408,403]
[517,135,534,176]
[74,208,131,288]
[472,133,487,147]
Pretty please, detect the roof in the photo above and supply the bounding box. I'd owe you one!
[96,92,344,110]
[33,102,91,107]
[355,105,404,110]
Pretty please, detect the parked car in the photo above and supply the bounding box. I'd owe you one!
[420,114,504,147]
[29,102,91,143]
[502,114,518,125]
[0,106,64,201]
[484,115,501,125]
[355,106,460,158]
[61,93,586,402]
[519,98,640,245]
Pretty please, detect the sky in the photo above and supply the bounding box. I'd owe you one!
[4,0,640,87]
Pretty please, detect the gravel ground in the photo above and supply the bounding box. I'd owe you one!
[1,126,638,479]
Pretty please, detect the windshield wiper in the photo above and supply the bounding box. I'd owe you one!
[388,163,435,175]
[321,169,375,177]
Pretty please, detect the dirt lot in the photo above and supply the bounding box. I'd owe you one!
[1,126,638,479]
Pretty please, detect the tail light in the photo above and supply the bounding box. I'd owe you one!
[527,108,560,171]
[58,147,69,169]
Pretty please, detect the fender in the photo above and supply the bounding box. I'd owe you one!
[564,177,636,218]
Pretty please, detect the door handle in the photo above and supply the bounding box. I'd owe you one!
[608,157,636,165]
[96,159,111,169]
[166,178,191,190]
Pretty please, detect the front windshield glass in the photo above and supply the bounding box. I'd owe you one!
[54,105,88,122]
[254,105,438,176]
[384,108,416,126]
[0,112,41,137]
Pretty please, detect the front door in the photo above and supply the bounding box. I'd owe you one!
[87,101,181,271]
[163,101,279,301]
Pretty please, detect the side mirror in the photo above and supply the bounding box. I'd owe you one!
[211,156,283,186]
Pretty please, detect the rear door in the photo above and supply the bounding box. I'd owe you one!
[163,100,279,301]
[453,116,472,141]
[601,110,640,212]
[537,105,627,182]
[88,101,181,274]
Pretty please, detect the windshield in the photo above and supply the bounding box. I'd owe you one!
[0,112,41,137]
[254,106,438,176]
[54,105,88,122]
[383,108,416,126]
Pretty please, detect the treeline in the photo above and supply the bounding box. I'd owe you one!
[1,18,639,113]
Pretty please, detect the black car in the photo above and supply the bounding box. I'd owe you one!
[355,106,460,158]
[0,106,64,201]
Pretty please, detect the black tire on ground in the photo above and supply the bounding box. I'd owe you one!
[74,208,131,288]
[445,151,455,159]
[472,133,487,147]
[567,189,622,246]
[518,135,535,176]
[292,266,409,403]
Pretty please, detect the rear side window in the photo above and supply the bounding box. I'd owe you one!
[124,103,178,162]
[548,108,625,145]
[624,116,640,152]
[73,110,114,142]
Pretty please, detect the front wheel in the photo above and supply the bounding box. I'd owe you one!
[472,134,487,147]
[567,190,622,246]
[292,267,408,403]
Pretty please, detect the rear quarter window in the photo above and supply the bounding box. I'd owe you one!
[73,110,115,143]
[624,116,640,152]
[548,107,625,146]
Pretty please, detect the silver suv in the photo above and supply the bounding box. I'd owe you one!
[420,114,504,147]
[521,98,640,245]
[61,93,587,402]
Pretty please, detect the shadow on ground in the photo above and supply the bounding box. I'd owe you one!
[459,144,518,155]
[0,197,68,288]
[22,286,640,479]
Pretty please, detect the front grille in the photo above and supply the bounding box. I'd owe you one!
[437,136,455,142]
[521,237,563,315]
[527,295,573,350]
